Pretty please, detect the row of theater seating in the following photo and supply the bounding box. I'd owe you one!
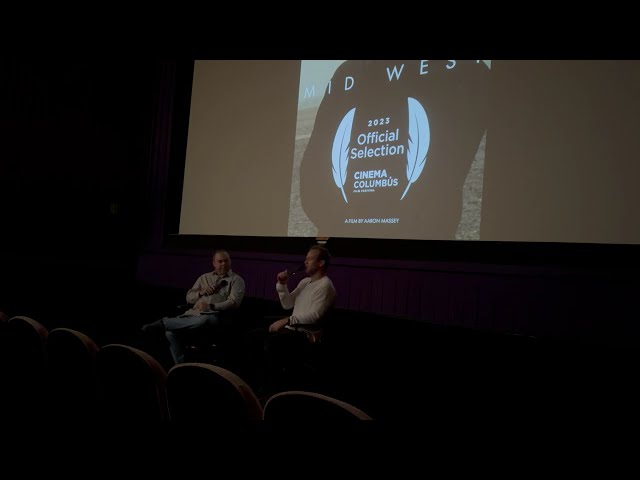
[0,314,372,421]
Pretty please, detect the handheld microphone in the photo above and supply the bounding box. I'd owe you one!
[290,264,305,276]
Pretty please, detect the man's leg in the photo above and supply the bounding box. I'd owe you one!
[239,327,270,394]
[263,329,308,394]
[162,313,220,365]
[165,331,187,365]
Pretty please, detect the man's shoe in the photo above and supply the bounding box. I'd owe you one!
[141,319,165,334]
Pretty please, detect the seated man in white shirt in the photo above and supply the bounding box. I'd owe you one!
[141,249,245,365]
[251,245,337,394]
[271,245,336,339]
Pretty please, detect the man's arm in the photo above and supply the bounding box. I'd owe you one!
[269,317,290,333]
[186,275,208,304]
[210,275,245,311]
[276,279,306,310]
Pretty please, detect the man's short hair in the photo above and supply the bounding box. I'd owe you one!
[213,249,231,260]
[309,245,331,269]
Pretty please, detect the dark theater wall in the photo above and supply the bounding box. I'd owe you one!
[0,60,156,325]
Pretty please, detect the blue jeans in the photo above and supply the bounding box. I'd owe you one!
[163,313,225,365]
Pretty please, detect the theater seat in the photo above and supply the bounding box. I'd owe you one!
[98,344,168,422]
[263,390,372,421]
[47,328,101,420]
[167,363,262,422]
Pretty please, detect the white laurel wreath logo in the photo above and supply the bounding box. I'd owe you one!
[331,107,356,203]
[402,97,430,200]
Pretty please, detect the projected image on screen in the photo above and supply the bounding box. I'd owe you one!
[178,60,640,245]
[287,60,491,241]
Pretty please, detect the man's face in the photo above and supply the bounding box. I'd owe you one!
[304,249,323,275]
[213,253,231,276]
